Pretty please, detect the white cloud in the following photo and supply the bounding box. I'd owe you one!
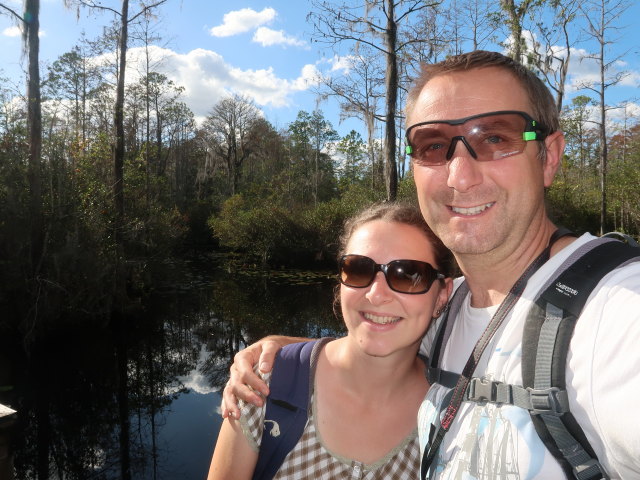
[329,55,354,73]
[565,48,600,91]
[176,345,218,395]
[292,63,322,90]
[115,46,317,122]
[2,25,45,37]
[209,7,276,37]
[178,369,217,395]
[608,102,640,122]
[541,47,640,94]
[252,26,307,48]
[500,33,640,98]
[3,26,21,37]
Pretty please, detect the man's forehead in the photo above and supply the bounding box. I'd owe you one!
[408,69,530,123]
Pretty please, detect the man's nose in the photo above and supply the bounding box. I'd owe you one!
[446,139,482,192]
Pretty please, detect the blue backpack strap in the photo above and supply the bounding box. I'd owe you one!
[521,239,640,480]
[252,340,318,480]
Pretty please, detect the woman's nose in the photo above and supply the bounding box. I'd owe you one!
[365,272,394,305]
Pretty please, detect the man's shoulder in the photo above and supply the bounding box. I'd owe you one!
[553,234,640,308]
[579,233,640,289]
[547,232,640,282]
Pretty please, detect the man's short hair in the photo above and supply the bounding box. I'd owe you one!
[405,50,559,136]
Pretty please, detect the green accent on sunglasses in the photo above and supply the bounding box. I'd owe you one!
[523,131,537,141]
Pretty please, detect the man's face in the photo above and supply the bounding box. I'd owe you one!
[407,67,558,258]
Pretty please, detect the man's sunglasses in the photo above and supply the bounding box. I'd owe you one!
[405,110,550,166]
[339,254,444,295]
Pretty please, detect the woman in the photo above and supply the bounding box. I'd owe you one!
[208,202,454,479]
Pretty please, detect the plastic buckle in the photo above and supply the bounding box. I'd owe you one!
[527,386,569,416]
[468,378,497,403]
[573,458,610,480]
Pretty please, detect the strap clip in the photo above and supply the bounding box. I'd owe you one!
[467,377,497,403]
[573,458,610,480]
[527,386,570,416]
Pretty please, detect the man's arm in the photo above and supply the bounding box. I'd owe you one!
[221,335,311,419]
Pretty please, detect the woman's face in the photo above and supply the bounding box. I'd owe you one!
[340,219,451,359]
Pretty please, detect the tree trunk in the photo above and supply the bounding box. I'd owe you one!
[501,0,532,61]
[114,0,129,246]
[366,110,376,190]
[383,0,398,201]
[598,22,607,235]
[555,15,572,112]
[25,0,43,275]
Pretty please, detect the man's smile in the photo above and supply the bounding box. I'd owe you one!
[449,202,495,216]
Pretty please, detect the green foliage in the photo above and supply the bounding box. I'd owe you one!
[336,130,368,189]
[546,171,601,234]
[209,195,300,266]
[606,124,640,234]
[286,110,340,205]
[300,198,357,262]
[397,172,419,203]
[0,122,31,321]
[74,133,114,239]
[123,147,188,255]
[208,185,385,268]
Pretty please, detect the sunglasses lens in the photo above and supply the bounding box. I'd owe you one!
[468,114,528,160]
[386,260,434,294]
[408,113,532,165]
[407,127,452,165]
[340,255,440,294]
[340,255,375,288]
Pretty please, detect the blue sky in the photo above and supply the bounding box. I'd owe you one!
[1,0,639,137]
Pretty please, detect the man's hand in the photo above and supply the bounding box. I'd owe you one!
[221,336,309,419]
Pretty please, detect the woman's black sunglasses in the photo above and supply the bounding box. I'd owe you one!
[339,254,444,295]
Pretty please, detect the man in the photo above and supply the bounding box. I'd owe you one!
[223,51,640,479]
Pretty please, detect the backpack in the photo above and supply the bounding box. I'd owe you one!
[425,236,640,480]
[253,338,331,480]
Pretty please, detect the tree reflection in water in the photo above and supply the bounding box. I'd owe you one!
[2,253,343,479]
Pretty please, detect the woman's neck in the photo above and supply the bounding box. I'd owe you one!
[323,337,426,401]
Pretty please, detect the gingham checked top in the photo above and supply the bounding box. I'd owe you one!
[238,339,421,479]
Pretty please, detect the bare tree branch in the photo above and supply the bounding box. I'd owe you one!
[0,3,24,22]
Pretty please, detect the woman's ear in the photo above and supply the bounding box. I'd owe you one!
[434,277,453,318]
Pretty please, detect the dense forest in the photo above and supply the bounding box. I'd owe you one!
[0,0,638,344]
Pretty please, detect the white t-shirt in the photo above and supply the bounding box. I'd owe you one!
[418,233,640,479]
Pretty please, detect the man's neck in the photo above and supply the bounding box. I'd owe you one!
[456,222,575,308]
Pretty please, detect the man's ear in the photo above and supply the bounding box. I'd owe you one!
[542,131,565,188]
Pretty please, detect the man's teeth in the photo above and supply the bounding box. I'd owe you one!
[364,313,400,325]
[451,202,494,215]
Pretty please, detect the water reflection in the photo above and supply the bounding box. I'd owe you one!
[2,253,343,479]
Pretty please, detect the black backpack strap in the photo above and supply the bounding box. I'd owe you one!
[521,239,640,480]
[427,281,468,388]
[423,284,466,474]
[252,339,329,480]
[602,231,640,247]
